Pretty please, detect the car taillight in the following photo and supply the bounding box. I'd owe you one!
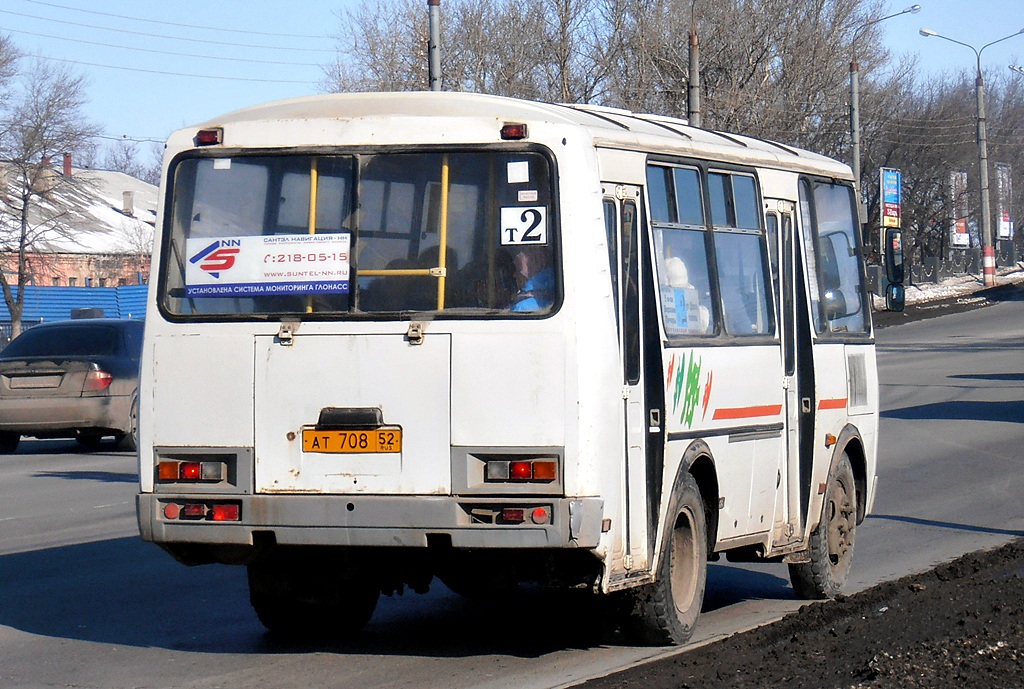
[84,369,113,391]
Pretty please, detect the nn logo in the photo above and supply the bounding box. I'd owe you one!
[189,239,241,278]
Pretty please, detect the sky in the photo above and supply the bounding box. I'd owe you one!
[1,0,1022,168]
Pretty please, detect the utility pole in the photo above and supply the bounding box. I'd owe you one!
[428,0,442,91]
[920,27,1024,287]
[688,3,700,127]
[849,5,920,227]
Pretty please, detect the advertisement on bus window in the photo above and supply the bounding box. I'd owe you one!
[184,234,350,298]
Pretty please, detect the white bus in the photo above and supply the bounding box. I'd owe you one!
[137,92,881,645]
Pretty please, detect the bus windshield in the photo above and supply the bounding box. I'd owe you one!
[160,150,558,318]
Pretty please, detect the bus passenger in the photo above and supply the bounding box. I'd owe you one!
[510,246,554,312]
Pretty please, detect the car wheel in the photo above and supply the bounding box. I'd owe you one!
[76,434,104,450]
[118,397,139,452]
[0,432,20,454]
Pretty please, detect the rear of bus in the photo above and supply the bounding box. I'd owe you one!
[135,94,616,635]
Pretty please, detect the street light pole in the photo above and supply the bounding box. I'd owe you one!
[850,5,920,220]
[920,27,1024,287]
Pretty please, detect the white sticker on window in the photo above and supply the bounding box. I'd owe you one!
[213,159,231,170]
[518,189,538,203]
[507,161,530,184]
[501,206,547,245]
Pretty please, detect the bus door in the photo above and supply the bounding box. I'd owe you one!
[766,199,812,542]
[603,183,656,573]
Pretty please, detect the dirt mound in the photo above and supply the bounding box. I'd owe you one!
[580,539,1024,689]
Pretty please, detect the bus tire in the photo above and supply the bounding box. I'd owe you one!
[789,452,857,600]
[621,471,707,646]
[0,432,19,454]
[247,557,379,638]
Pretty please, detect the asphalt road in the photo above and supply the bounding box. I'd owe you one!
[0,287,1021,689]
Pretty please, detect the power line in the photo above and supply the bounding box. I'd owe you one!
[33,54,316,85]
[19,0,333,41]
[0,8,333,53]
[5,27,322,67]
[95,134,165,144]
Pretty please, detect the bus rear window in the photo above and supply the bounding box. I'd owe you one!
[160,151,558,318]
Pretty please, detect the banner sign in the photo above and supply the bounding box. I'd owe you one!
[185,233,350,298]
[949,170,970,248]
[996,163,1014,241]
[880,168,901,229]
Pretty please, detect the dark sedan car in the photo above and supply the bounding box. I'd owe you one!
[0,318,143,453]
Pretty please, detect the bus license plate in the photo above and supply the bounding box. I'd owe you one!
[302,428,402,454]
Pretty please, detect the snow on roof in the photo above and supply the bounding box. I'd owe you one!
[5,167,158,255]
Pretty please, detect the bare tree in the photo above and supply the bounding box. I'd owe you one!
[103,138,161,185]
[325,0,614,102]
[323,0,428,92]
[0,58,101,336]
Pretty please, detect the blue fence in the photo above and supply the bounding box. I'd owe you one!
[0,284,148,340]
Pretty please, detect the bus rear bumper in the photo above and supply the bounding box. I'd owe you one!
[137,493,604,550]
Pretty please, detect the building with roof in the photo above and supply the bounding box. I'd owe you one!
[0,154,157,288]
[0,155,156,336]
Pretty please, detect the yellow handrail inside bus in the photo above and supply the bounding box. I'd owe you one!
[437,155,450,310]
[306,158,319,313]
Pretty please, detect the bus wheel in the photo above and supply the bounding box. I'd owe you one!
[789,453,857,600]
[621,472,707,646]
[247,556,379,638]
[0,432,19,454]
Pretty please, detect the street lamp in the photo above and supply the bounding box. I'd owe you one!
[850,4,921,221]
[1011,65,1024,76]
[920,26,1024,287]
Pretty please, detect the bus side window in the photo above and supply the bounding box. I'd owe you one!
[655,228,715,336]
[800,179,868,334]
[709,172,772,337]
[603,198,620,328]
[714,232,772,336]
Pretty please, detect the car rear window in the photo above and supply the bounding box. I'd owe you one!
[1,325,120,358]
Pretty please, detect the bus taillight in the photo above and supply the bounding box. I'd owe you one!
[500,123,528,140]
[157,460,225,482]
[195,128,223,145]
[485,458,558,482]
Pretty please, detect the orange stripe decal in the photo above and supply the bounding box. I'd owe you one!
[818,398,848,410]
[712,404,783,421]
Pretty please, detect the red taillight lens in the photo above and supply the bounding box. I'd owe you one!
[211,504,240,521]
[195,128,223,145]
[500,123,528,140]
[182,503,207,519]
[509,461,533,480]
[84,369,113,391]
[499,508,525,524]
[180,462,202,480]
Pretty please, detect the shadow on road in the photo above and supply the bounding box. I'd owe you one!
[0,537,796,657]
[881,399,1024,424]
[948,373,1024,382]
[32,470,137,483]
[868,514,1024,538]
